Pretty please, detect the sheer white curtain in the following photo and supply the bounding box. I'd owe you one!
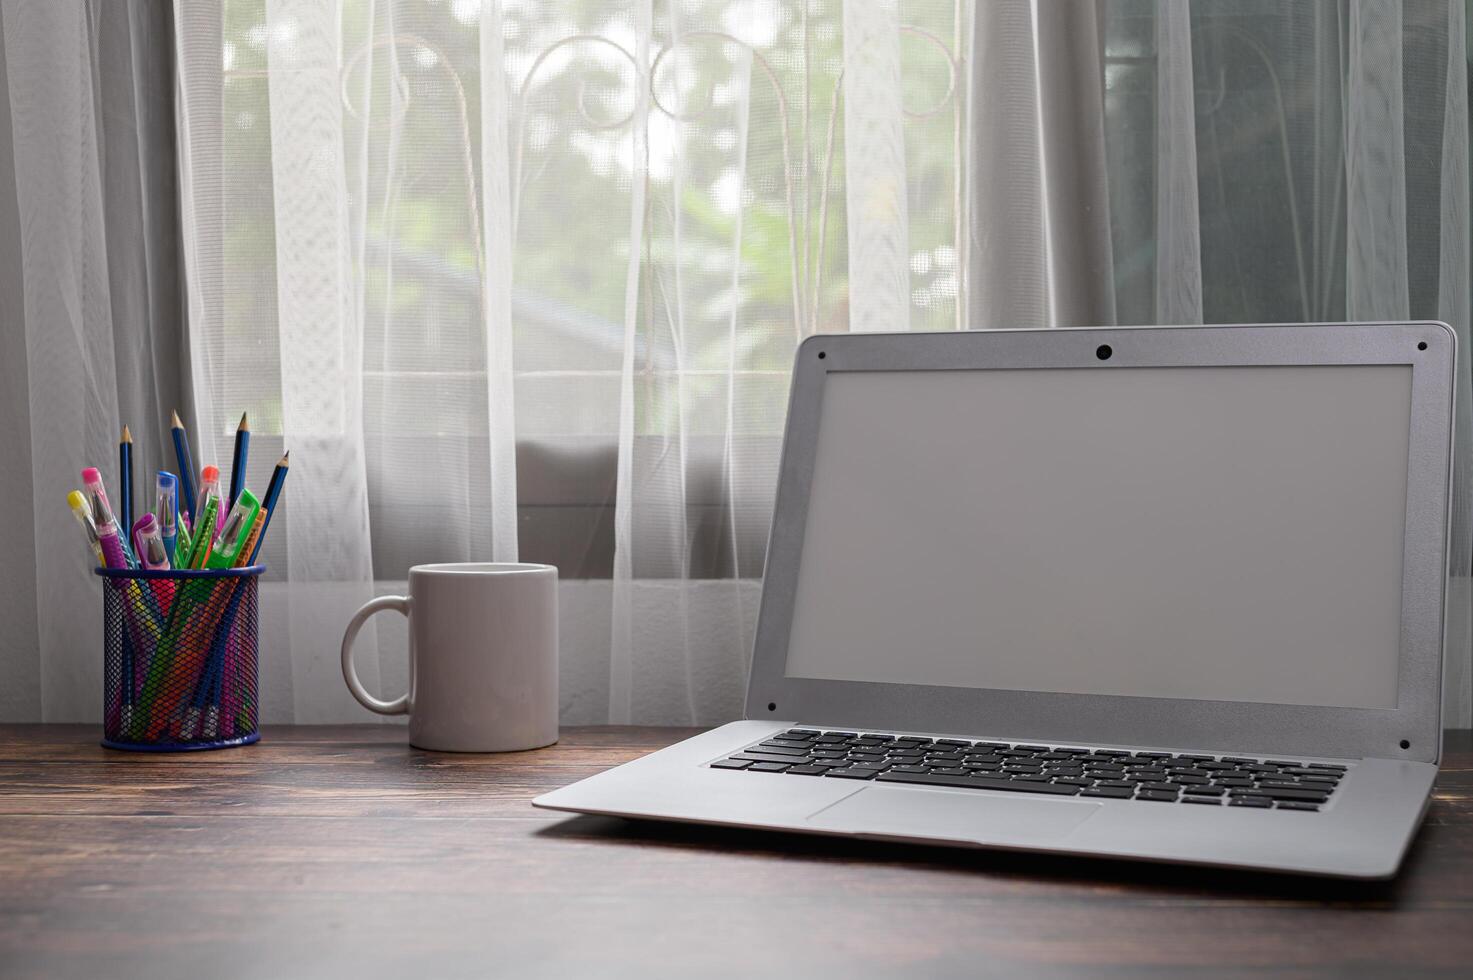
[170,0,1469,726]
[5,1,1468,725]
[170,0,968,725]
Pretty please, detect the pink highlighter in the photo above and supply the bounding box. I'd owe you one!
[82,467,128,569]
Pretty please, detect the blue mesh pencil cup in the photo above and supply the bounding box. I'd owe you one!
[97,565,263,751]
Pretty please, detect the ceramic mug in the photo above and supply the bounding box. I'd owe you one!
[341,562,558,752]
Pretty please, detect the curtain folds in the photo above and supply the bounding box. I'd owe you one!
[2,1,1469,726]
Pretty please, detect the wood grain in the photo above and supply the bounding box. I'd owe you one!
[1,725,1469,979]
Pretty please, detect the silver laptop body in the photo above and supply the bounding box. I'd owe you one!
[535,322,1456,879]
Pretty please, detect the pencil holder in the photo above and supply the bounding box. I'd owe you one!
[96,566,263,751]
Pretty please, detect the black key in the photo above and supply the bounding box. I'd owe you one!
[1244,764,1280,774]
[1052,777,1093,787]
[1053,747,1089,755]
[1136,790,1179,802]
[1258,779,1310,790]
[813,734,848,744]
[784,765,827,776]
[756,742,812,754]
[1181,796,1220,805]
[936,739,972,747]
[848,752,887,762]
[1139,782,1180,794]
[1169,774,1211,785]
[809,760,849,769]
[712,759,750,770]
[1094,750,1132,758]
[1093,780,1134,789]
[886,752,925,762]
[876,772,1081,795]
[1195,761,1236,771]
[1241,786,1330,803]
[1000,749,1040,758]
[1176,754,1215,762]
[931,767,970,777]
[964,760,1003,771]
[825,732,859,738]
[1080,786,1133,799]
[1134,751,1173,760]
[785,729,819,737]
[1214,778,1253,788]
[1308,763,1348,772]
[733,752,815,765]
[1284,768,1341,779]
[862,734,895,741]
[1229,797,1273,808]
[1220,757,1258,764]
[1084,763,1125,773]
[748,762,790,772]
[809,749,848,759]
[1277,801,1321,811]
[1298,778,1340,790]
[927,755,965,766]
[973,741,1010,750]
[1265,760,1302,768]
[899,737,934,746]
[823,767,876,780]
[1015,745,1050,752]
[889,764,932,774]
[1013,774,1053,783]
[1037,752,1076,761]
[1181,785,1225,796]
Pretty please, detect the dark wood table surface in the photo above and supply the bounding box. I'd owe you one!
[1,725,1470,979]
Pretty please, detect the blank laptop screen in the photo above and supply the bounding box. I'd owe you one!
[783,365,1412,709]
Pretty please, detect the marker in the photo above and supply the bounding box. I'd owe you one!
[228,412,250,512]
[155,472,179,562]
[171,410,197,526]
[81,467,129,569]
[132,514,171,570]
[206,489,260,569]
[195,464,221,535]
[66,490,105,566]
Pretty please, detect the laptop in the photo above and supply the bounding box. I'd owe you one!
[535,322,1456,879]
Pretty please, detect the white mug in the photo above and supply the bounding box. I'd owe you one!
[341,562,559,752]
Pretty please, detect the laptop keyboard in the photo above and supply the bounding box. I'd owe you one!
[712,730,1347,811]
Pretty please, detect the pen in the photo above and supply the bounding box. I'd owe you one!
[188,492,220,569]
[171,410,197,526]
[132,513,171,570]
[155,472,179,563]
[228,412,249,513]
[195,464,222,536]
[66,490,104,566]
[206,489,260,569]
[82,467,129,569]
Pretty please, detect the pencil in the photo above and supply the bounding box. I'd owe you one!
[228,411,250,510]
[119,425,133,531]
[171,410,198,527]
[246,451,289,566]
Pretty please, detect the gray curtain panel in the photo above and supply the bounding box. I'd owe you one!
[0,0,187,721]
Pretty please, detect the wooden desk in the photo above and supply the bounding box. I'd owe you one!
[1,725,1469,978]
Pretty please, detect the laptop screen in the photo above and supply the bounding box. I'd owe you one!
[782,364,1412,710]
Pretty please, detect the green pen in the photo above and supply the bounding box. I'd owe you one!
[187,494,219,568]
[206,490,260,570]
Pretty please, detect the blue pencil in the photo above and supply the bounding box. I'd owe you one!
[227,412,250,509]
[119,425,133,532]
[171,410,197,526]
[245,451,288,566]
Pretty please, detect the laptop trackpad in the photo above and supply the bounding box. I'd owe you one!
[807,786,1101,843]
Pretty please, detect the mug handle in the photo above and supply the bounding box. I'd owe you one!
[341,595,411,715]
